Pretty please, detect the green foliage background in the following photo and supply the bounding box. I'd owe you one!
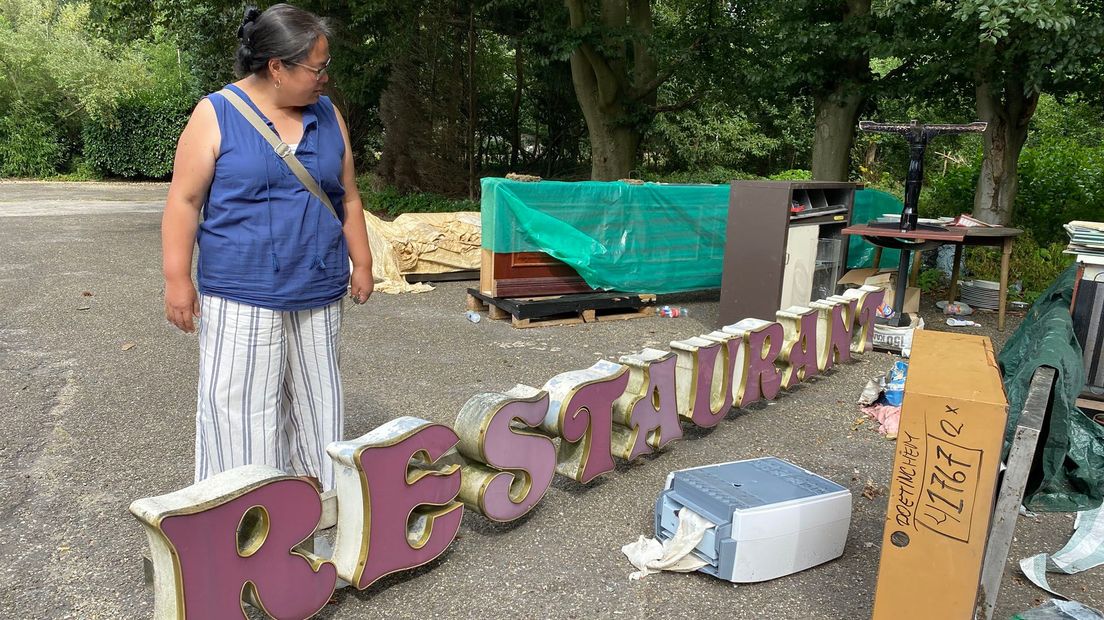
[0,0,1102,295]
[0,0,199,178]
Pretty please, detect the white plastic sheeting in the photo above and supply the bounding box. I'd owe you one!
[622,507,715,581]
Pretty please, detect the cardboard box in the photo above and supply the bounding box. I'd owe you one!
[838,268,920,314]
[871,330,1008,620]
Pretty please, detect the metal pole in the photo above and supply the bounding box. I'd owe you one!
[892,249,911,327]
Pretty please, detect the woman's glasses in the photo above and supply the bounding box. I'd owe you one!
[289,57,331,80]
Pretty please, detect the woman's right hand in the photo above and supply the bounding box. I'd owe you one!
[162,97,217,334]
[165,279,201,333]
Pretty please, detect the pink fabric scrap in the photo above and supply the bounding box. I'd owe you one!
[862,404,901,436]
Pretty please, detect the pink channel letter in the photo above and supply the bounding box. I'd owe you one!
[825,297,858,368]
[478,396,557,521]
[355,424,463,589]
[854,287,885,352]
[739,322,784,407]
[158,478,336,619]
[620,353,682,458]
[690,337,735,428]
[782,308,819,389]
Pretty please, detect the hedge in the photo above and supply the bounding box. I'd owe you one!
[82,96,191,179]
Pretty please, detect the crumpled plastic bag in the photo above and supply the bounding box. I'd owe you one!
[622,507,715,580]
[1019,507,1104,600]
[1012,599,1104,620]
[946,317,981,327]
[884,360,908,407]
[944,301,974,316]
[858,373,886,406]
[862,404,901,438]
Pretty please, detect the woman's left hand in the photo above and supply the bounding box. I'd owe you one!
[349,265,374,304]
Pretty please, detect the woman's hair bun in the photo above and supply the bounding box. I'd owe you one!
[233,4,331,79]
[237,7,262,43]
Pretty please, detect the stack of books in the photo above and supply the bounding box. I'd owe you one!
[1065,221,1104,258]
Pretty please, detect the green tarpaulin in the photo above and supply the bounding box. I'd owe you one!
[847,189,903,269]
[998,265,1104,511]
[481,177,728,293]
[481,177,903,293]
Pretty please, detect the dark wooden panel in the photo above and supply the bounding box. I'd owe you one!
[718,183,793,325]
[493,276,593,298]
[842,224,966,242]
[718,181,858,327]
[487,251,595,297]
[509,252,569,268]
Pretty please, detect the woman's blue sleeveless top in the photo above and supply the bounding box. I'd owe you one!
[197,83,348,311]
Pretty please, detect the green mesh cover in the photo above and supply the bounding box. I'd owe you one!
[847,189,904,269]
[481,177,729,293]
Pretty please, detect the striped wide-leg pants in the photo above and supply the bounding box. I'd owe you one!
[194,295,344,491]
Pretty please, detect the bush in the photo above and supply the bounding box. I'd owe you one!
[1014,138,1103,246]
[924,138,1104,246]
[83,96,190,178]
[917,268,946,294]
[645,104,782,172]
[768,169,813,181]
[964,232,1074,304]
[82,41,200,179]
[359,182,479,217]
[644,166,761,185]
[922,162,978,220]
[0,0,150,176]
[0,109,67,177]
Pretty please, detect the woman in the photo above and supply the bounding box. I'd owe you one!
[162,4,372,492]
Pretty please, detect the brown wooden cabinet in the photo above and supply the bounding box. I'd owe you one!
[717,181,857,326]
[479,249,593,298]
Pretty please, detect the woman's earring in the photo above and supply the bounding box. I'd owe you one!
[274,79,282,89]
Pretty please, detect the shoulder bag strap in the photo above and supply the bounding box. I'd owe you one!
[217,89,341,223]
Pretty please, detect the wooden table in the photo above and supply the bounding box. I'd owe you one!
[842,224,1023,330]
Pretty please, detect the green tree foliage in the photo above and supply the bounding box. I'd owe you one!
[0,110,66,177]
[879,0,1104,225]
[560,0,744,180]
[0,0,146,175]
[2,0,1100,266]
[82,42,202,178]
[925,135,1104,245]
[89,0,240,93]
[0,0,200,177]
[644,102,780,172]
[732,0,882,181]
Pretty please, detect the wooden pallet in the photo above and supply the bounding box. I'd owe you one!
[405,269,479,283]
[466,289,656,329]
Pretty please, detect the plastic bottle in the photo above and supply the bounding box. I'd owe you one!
[656,305,689,318]
[465,310,481,323]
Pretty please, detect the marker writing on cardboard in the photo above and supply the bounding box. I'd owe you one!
[893,430,921,527]
[918,404,982,542]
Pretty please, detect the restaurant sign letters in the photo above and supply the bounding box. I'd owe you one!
[130,285,885,619]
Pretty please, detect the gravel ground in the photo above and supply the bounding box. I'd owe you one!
[0,180,1099,619]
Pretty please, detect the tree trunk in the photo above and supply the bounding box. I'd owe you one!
[511,38,523,169]
[587,121,640,181]
[564,0,656,181]
[378,56,427,192]
[467,5,477,200]
[811,88,865,181]
[811,0,869,182]
[973,78,1037,226]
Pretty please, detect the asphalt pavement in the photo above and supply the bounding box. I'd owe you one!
[0,180,1099,619]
